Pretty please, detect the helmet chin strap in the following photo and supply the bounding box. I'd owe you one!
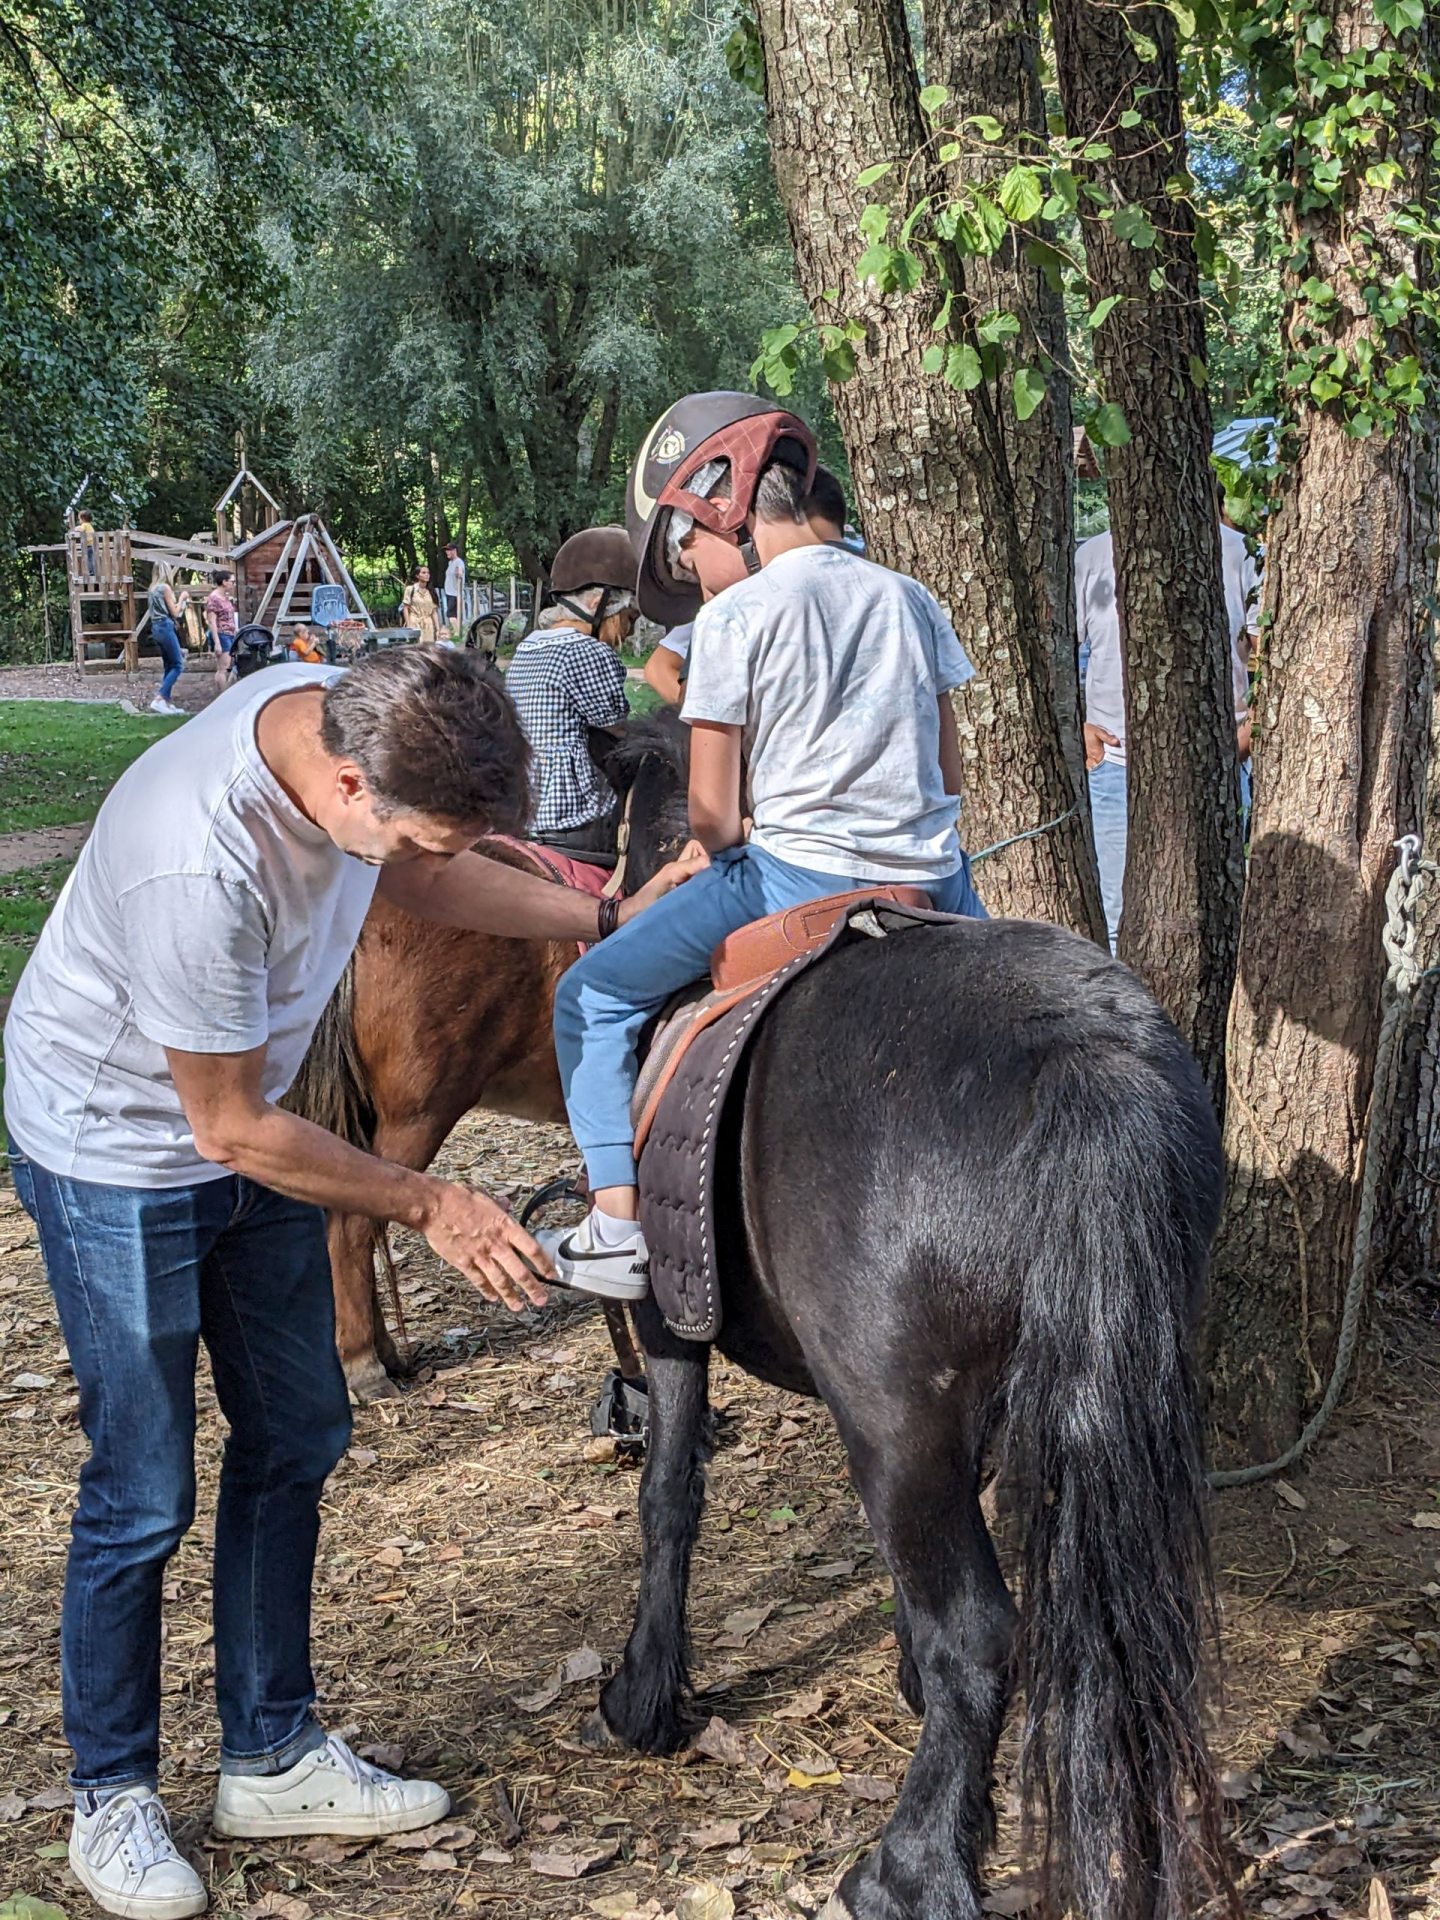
[738,536,762,576]
[554,589,614,630]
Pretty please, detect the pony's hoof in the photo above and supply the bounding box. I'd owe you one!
[346,1355,403,1403]
[816,1897,856,1920]
[580,1707,621,1749]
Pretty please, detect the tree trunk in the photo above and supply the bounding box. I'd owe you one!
[1208,1,1437,1457]
[754,0,1105,937]
[924,0,1086,799]
[1051,0,1243,1095]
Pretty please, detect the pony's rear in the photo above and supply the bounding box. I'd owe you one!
[734,915,1224,1920]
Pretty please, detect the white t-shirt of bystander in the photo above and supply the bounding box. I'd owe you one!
[3,665,380,1188]
[680,544,973,883]
[1077,525,1259,767]
[444,554,466,603]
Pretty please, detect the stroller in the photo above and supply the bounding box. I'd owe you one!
[231,624,277,680]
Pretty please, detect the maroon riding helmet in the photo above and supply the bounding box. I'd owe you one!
[626,392,818,625]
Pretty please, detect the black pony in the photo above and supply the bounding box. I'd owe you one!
[585,713,1226,1920]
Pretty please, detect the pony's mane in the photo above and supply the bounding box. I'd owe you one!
[610,707,689,779]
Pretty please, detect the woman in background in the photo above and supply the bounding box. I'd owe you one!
[145,573,190,718]
[401,565,445,644]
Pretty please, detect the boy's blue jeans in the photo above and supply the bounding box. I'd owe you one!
[555,842,987,1191]
[8,1145,351,1795]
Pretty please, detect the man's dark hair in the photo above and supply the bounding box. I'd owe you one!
[321,646,532,830]
[445,540,459,552]
[752,457,807,525]
[803,466,848,533]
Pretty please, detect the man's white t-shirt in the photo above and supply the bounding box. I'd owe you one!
[1077,524,1259,766]
[3,666,379,1188]
[444,555,466,601]
[681,544,973,882]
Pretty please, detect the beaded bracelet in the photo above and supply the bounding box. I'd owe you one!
[597,895,622,940]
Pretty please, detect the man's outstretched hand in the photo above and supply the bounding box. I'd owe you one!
[417,1179,552,1313]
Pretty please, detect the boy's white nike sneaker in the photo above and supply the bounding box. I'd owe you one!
[538,1212,651,1302]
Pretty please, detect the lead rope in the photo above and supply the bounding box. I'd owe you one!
[969,802,1080,865]
[1210,834,1439,1489]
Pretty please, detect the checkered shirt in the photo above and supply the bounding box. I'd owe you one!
[506,627,629,834]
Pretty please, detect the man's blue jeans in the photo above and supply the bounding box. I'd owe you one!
[8,1147,351,1794]
[555,842,987,1191]
[1089,755,1253,953]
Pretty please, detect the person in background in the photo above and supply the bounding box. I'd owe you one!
[401,565,445,644]
[1077,518,1259,950]
[76,509,99,583]
[288,622,326,666]
[506,528,637,861]
[144,572,190,719]
[644,465,852,707]
[443,540,466,632]
[207,571,240,692]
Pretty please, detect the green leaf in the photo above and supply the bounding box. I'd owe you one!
[939,141,963,163]
[890,249,925,293]
[899,195,934,246]
[1188,354,1209,389]
[0,1898,72,1919]
[970,191,1009,255]
[858,202,890,242]
[978,309,1022,343]
[1120,108,1143,128]
[931,291,955,331]
[943,342,984,391]
[1112,203,1158,248]
[919,84,950,115]
[1048,168,1079,213]
[1375,0,1423,31]
[967,114,1005,142]
[1013,367,1046,420]
[1089,402,1132,447]
[822,339,858,383]
[1086,294,1121,329]
[1168,0,1197,36]
[857,162,893,189]
[999,166,1046,222]
[922,344,946,374]
[1128,28,1159,58]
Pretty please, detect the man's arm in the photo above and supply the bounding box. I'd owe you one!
[378,844,705,933]
[688,721,745,851]
[166,1044,550,1312]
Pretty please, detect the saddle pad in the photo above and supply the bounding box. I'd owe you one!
[640,900,967,1342]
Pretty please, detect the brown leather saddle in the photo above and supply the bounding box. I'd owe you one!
[633,886,961,1342]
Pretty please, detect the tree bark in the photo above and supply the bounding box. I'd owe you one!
[754,0,1105,937]
[924,0,1086,798]
[1051,0,1243,1095]
[1208,0,1438,1457]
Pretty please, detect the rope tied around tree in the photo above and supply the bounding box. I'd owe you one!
[1210,834,1440,1490]
[969,802,1081,865]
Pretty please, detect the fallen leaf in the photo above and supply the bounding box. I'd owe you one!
[842,1773,897,1802]
[0,1900,71,1920]
[674,1884,735,1920]
[682,1819,745,1850]
[773,1689,824,1722]
[693,1715,762,1768]
[348,1446,379,1469]
[1274,1479,1307,1510]
[589,1898,664,1919]
[1324,1537,1353,1556]
[786,1767,842,1790]
[356,1741,405,1771]
[414,1849,459,1871]
[246,1897,314,1920]
[514,1675,563,1714]
[299,1834,369,1864]
[1278,1725,1332,1760]
[536,1814,566,1834]
[1350,1723,1385,1751]
[388,1823,477,1852]
[11,1373,52,1391]
[26,1787,71,1811]
[477,1848,514,1865]
[716,1603,776,1649]
[1260,1901,1328,1919]
[435,1544,464,1563]
[1218,1769,1255,1802]
[1411,1512,1440,1530]
[562,1646,605,1685]
[373,1546,405,1570]
[1369,1878,1394,1920]
[1280,1875,1336,1898]
[529,1841,620,1879]
[807,1560,855,1580]
[0,1793,25,1822]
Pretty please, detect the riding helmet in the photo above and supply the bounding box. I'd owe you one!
[626,392,818,624]
[548,525,639,631]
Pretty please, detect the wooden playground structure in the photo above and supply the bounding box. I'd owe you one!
[45,469,374,671]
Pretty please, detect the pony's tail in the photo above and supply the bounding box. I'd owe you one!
[283,958,407,1355]
[1003,1056,1226,1920]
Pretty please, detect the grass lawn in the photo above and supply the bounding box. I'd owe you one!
[625,681,663,717]
[0,859,75,1123]
[0,700,175,836]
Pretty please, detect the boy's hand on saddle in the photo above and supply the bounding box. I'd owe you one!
[418,1179,552,1312]
[618,845,710,924]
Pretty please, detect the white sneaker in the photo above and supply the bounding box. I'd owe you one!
[69,1790,207,1919]
[541,1213,651,1302]
[147,697,172,716]
[210,1734,449,1838]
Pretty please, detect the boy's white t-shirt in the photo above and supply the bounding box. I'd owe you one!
[3,665,379,1188]
[1077,524,1259,766]
[680,544,973,882]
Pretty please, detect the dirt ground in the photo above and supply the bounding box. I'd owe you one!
[0,662,225,713]
[2,1111,1439,1920]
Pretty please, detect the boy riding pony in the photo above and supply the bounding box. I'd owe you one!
[547,391,986,1299]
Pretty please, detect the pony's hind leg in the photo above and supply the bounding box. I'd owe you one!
[827,1448,1015,1920]
[892,1588,925,1717]
[591,1306,712,1756]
